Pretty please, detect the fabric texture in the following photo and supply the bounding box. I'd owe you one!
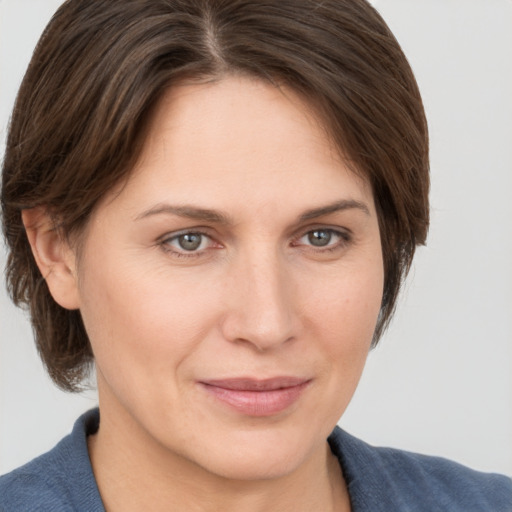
[1,408,511,511]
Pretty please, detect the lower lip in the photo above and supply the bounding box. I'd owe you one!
[200,382,310,417]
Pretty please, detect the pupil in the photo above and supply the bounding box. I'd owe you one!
[308,230,331,247]
[178,233,202,251]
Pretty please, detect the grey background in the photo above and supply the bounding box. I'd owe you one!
[1,0,511,475]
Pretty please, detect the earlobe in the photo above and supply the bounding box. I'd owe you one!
[22,208,80,310]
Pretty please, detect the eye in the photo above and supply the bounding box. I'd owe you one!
[296,228,350,250]
[161,231,214,255]
[175,233,205,251]
[306,229,334,247]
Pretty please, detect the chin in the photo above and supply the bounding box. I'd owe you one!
[183,424,324,482]
[201,449,306,482]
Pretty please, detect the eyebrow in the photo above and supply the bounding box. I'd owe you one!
[135,199,370,224]
[298,199,370,221]
[135,204,232,224]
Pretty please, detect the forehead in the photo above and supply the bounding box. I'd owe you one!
[103,75,374,219]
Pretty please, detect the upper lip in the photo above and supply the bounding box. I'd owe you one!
[199,377,310,391]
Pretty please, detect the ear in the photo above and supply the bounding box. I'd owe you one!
[22,208,80,310]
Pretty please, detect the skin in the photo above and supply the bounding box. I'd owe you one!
[25,76,384,511]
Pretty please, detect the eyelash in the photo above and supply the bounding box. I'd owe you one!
[159,229,216,259]
[159,227,352,259]
[293,228,352,253]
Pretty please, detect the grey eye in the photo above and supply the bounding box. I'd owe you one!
[177,233,203,251]
[307,230,332,247]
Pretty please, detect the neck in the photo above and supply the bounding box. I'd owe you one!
[87,404,350,512]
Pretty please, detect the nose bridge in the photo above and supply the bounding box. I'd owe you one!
[223,242,297,350]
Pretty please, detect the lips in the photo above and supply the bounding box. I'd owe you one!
[199,377,311,416]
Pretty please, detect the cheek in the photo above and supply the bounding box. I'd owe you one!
[304,260,383,346]
[285,264,382,435]
[77,250,223,372]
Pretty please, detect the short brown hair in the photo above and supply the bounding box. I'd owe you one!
[1,0,429,391]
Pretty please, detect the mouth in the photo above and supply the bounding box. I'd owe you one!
[198,377,311,417]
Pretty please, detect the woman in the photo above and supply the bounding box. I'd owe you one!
[1,0,511,510]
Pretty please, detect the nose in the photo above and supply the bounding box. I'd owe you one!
[220,247,299,352]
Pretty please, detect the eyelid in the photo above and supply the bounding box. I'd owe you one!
[292,226,352,250]
[159,228,221,258]
[157,225,352,259]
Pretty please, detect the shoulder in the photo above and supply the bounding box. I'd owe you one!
[0,455,70,512]
[328,426,512,512]
[0,409,104,512]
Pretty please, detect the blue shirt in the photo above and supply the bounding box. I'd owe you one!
[1,409,511,511]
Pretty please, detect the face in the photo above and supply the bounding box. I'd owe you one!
[73,76,383,480]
